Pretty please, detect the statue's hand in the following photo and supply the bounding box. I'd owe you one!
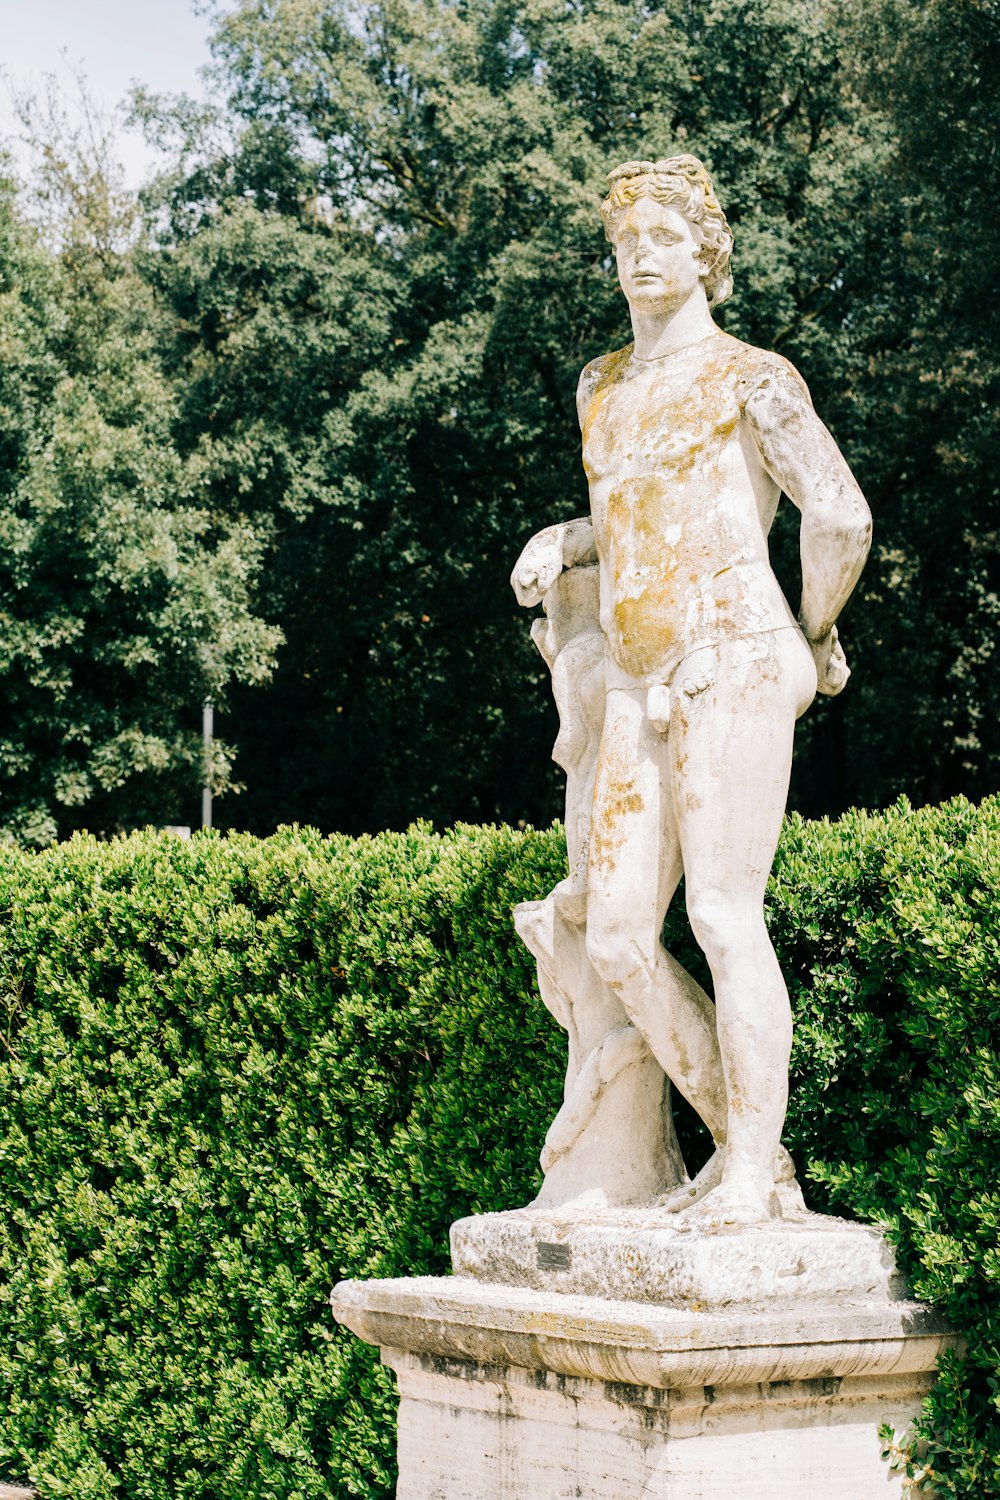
[511,527,564,607]
[810,625,851,696]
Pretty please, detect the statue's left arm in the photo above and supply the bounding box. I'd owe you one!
[741,357,873,696]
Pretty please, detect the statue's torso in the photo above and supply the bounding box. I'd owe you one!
[580,331,797,684]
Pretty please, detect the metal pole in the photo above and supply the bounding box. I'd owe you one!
[201,699,214,831]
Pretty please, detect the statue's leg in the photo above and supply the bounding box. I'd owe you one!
[670,631,816,1225]
[585,686,728,1143]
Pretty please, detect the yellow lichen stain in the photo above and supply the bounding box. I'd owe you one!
[589,734,647,874]
[589,344,633,404]
[583,336,791,674]
[612,596,675,678]
[581,345,633,479]
[644,350,742,481]
[604,473,681,677]
[607,786,645,819]
[583,339,745,489]
[589,807,621,874]
[661,414,739,485]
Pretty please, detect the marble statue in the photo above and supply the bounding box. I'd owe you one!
[332,158,952,1500]
[511,154,872,1226]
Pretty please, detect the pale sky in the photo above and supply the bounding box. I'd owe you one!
[0,0,218,188]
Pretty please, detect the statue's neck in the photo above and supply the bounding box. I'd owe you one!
[628,295,718,361]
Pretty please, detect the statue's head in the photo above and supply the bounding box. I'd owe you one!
[600,155,734,310]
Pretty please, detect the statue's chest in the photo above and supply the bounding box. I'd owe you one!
[582,364,740,486]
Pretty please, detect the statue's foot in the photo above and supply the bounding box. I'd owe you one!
[659,1143,806,1218]
[678,1176,780,1228]
[657,1147,725,1212]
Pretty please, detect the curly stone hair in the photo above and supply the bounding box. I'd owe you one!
[600,154,734,310]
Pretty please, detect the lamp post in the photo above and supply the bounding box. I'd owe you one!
[201,699,214,831]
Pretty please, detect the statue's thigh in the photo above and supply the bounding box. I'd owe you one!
[587,689,677,926]
[668,635,808,897]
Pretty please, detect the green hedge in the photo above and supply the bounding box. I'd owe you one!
[0,804,998,1498]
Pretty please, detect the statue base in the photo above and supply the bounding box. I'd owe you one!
[332,1210,959,1499]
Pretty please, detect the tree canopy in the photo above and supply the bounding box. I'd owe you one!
[1,0,997,838]
[0,152,279,842]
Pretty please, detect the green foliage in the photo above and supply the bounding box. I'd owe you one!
[774,793,1000,1497]
[0,806,999,1495]
[819,0,1000,812]
[0,171,281,844]
[4,0,997,836]
[0,821,566,1498]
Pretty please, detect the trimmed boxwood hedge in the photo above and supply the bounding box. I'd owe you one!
[0,801,998,1497]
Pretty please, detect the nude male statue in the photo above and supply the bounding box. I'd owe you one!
[512,155,872,1226]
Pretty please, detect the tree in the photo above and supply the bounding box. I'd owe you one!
[0,138,280,842]
[824,0,1000,811]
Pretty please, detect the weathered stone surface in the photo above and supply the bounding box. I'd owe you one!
[450,1206,905,1308]
[513,885,685,1210]
[331,1274,958,1498]
[388,1355,931,1500]
[509,154,874,1225]
[331,1274,955,1389]
[329,156,941,1499]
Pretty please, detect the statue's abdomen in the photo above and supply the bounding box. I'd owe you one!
[597,457,793,682]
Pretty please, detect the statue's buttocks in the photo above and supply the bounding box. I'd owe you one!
[581,333,797,683]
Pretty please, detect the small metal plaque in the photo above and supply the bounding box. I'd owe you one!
[536,1241,572,1271]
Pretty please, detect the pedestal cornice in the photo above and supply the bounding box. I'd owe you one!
[331,1271,959,1390]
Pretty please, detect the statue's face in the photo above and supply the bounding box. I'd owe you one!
[612,196,705,312]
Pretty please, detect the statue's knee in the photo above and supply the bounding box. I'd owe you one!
[585,918,641,988]
[688,888,771,971]
[686,888,742,964]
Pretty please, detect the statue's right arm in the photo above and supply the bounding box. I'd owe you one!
[510,518,596,608]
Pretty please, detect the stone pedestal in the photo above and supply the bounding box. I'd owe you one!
[331,1209,959,1499]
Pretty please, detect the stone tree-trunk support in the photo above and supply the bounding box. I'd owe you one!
[332,154,957,1496]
